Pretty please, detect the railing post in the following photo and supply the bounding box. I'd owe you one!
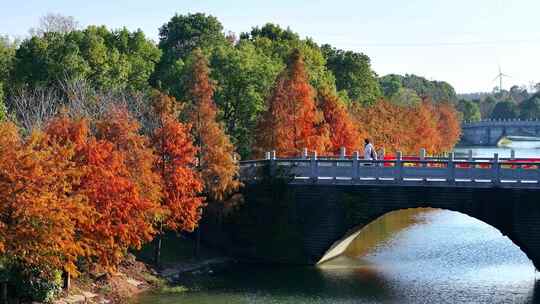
[396,151,403,182]
[339,147,346,159]
[493,153,500,185]
[352,151,359,181]
[448,152,455,184]
[419,148,426,168]
[311,151,318,182]
[301,148,308,159]
[467,149,473,169]
[270,150,277,177]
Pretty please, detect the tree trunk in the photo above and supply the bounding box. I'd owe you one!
[154,234,162,267]
[1,282,7,304]
[194,227,201,259]
[62,271,70,290]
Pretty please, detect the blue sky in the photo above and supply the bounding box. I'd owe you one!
[1,0,539,93]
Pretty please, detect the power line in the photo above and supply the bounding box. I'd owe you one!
[332,39,540,48]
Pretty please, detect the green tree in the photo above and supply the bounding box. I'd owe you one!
[380,74,457,104]
[0,35,15,120]
[457,99,481,122]
[321,44,381,105]
[158,13,226,60]
[241,23,299,41]
[379,74,402,98]
[390,87,421,106]
[241,23,335,91]
[154,13,227,97]
[519,96,540,120]
[210,42,282,158]
[12,26,160,91]
[491,101,519,119]
[479,95,497,118]
[0,35,15,82]
[509,85,530,104]
[0,87,6,121]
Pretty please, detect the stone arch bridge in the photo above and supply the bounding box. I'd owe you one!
[202,153,540,270]
[461,120,540,146]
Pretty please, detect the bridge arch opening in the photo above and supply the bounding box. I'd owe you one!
[318,208,535,274]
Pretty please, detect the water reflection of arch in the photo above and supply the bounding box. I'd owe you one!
[320,208,434,263]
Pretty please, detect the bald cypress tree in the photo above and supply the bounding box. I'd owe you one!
[184,48,240,202]
[256,49,329,157]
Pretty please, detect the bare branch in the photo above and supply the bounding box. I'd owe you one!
[29,13,79,37]
[9,86,62,131]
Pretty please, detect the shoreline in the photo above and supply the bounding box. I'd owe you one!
[49,254,234,304]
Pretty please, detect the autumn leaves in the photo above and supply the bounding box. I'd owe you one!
[256,50,461,158]
[0,46,461,285]
[0,51,239,279]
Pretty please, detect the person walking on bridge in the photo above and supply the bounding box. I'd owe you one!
[364,138,377,161]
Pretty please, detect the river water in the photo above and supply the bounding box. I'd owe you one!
[135,146,540,304]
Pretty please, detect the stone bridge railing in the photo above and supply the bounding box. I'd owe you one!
[240,149,540,189]
[463,119,540,127]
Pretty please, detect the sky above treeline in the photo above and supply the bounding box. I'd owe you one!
[1,0,539,93]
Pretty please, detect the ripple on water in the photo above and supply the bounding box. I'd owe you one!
[135,209,539,304]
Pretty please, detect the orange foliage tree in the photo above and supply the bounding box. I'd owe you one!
[150,91,204,265]
[318,88,361,154]
[184,49,240,201]
[45,115,159,271]
[351,99,461,156]
[434,102,462,152]
[351,100,404,154]
[95,107,162,220]
[255,49,329,157]
[406,101,440,154]
[0,121,92,278]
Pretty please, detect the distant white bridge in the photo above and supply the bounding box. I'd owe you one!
[461,119,540,146]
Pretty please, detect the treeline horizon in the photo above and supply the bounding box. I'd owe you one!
[0,12,461,157]
[457,86,540,123]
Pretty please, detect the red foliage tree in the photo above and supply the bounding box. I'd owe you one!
[434,102,462,152]
[0,121,92,278]
[256,49,329,157]
[151,91,204,264]
[45,115,158,271]
[406,101,440,154]
[185,49,240,201]
[351,99,461,156]
[95,107,162,219]
[318,88,361,154]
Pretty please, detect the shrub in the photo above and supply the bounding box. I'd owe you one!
[12,266,63,303]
